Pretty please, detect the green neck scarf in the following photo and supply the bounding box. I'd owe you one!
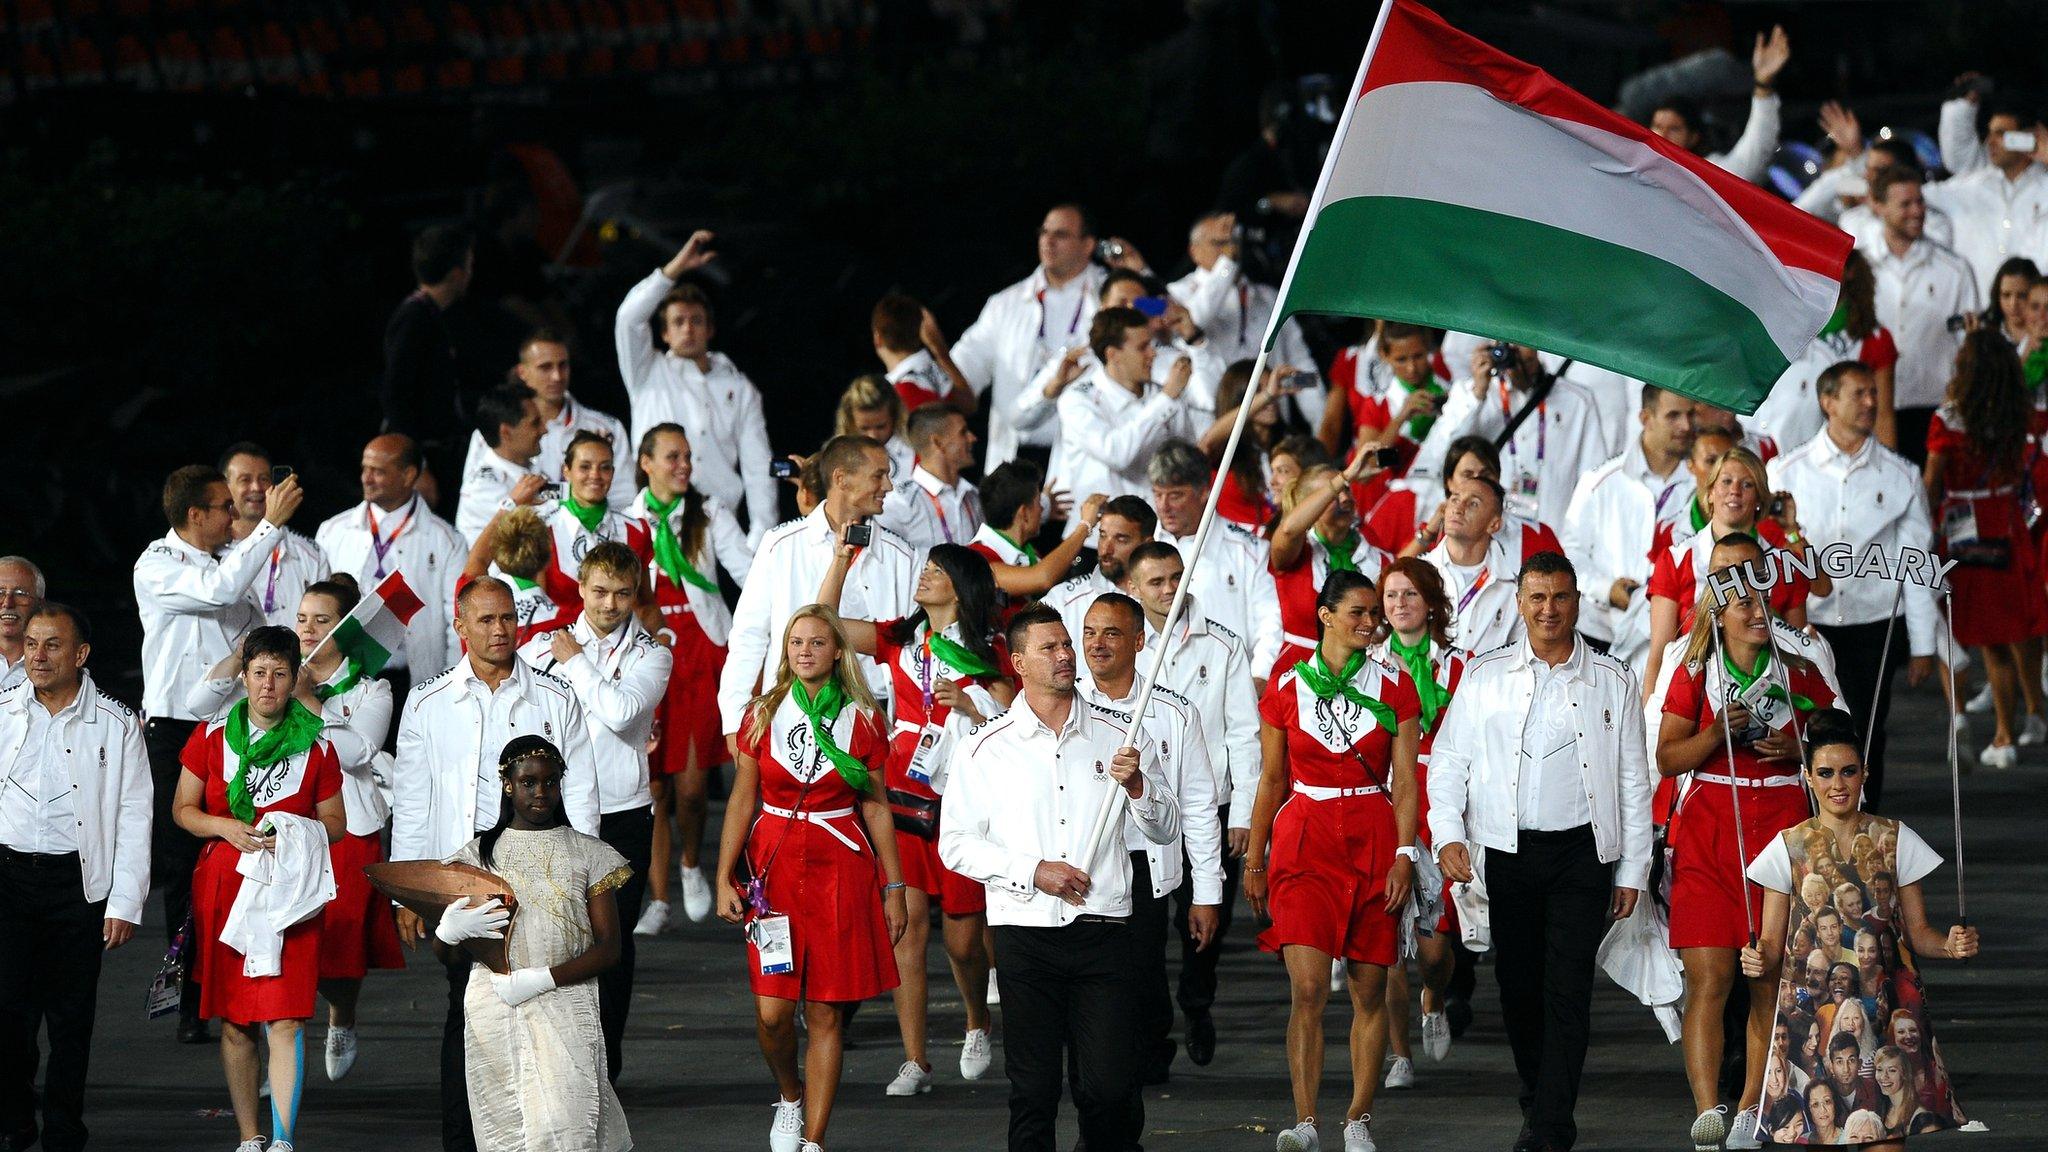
[1722,646,1816,713]
[1386,632,1449,733]
[1315,530,1361,573]
[1817,301,1849,338]
[2025,342,2048,390]
[991,527,1040,564]
[314,659,361,701]
[562,495,607,536]
[503,571,539,592]
[1294,649,1399,736]
[643,490,719,594]
[1401,377,1446,442]
[927,628,998,679]
[223,699,324,824]
[1689,496,1710,535]
[790,679,870,791]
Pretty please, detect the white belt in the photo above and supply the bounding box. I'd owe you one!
[760,803,863,851]
[1292,781,1385,800]
[1692,772,1802,789]
[1282,631,1319,651]
[892,718,922,737]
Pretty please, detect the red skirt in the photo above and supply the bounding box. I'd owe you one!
[1667,781,1810,949]
[1258,791,1398,966]
[743,812,899,1003]
[653,612,727,776]
[192,841,324,1025]
[317,832,406,981]
[888,729,985,914]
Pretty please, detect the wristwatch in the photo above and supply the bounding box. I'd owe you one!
[1393,846,1420,862]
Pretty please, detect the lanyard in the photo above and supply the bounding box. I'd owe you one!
[1455,567,1492,614]
[1499,383,1546,465]
[918,637,935,715]
[1236,281,1250,349]
[1652,478,1684,519]
[919,485,955,544]
[262,545,284,613]
[366,497,417,579]
[1035,285,1085,341]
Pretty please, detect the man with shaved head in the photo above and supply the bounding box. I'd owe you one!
[315,433,466,705]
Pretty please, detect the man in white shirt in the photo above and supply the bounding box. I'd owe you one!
[873,292,975,416]
[1429,342,1608,529]
[614,230,778,544]
[1049,308,1198,508]
[940,603,1179,1152]
[1167,212,1322,426]
[1562,386,1698,663]
[316,434,466,705]
[0,604,151,1151]
[218,443,330,628]
[950,204,1108,470]
[1429,551,1652,1152]
[1045,495,1156,642]
[1120,541,1259,1066]
[460,331,635,513]
[1828,140,1957,253]
[455,382,547,545]
[516,542,670,1083]
[1768,361,1939,803]
[1923,98,2048,296]
[1148,439,1284,686]
[0,556,43,693]
[133,463,301,1042]
[391,577,597,1152]
[1423,478,1527,656]
[879,404,983,549]
[1859,164,1981,464]
[717,436,919,742]
[1645,26,1790,184]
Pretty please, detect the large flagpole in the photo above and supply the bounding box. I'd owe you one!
[1078,0,1400,868]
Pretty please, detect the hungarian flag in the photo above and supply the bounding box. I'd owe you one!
[328,572,424,676]
[1274,0,1852,412]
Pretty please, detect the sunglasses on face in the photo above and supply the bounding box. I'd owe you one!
[1811,765,1863,780]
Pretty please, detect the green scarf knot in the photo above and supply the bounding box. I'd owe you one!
[224,699,325,825]
[644,491,719,594]
[1293,650,1400,737]
[927,629,998,680]
[1315,530,1361,573]
[1689,497,1710,535]
[790,679,871,791]
[1721,647,1816,713]
[562,494,608,536]
[1386,633,1449,733]
[1401,378,1445,442]
[315,659,361,701]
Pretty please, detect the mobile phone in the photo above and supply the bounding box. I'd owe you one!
[269,465,294,484]
[2003,130,2037,154]
[1769,495,1787,517]
[1372,447,1401,469]
[771,459,798,480]
[844,522,873,548]
[1132,295,1169,318]
[537,482,562,501]
[1946,314,1969,334]
[1096,239,1126,263]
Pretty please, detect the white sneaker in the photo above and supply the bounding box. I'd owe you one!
[233,1140,267,1152]
[271,1143,294,1152]
[1420,1010,1451,1062]
[1276,1118,1320,1152]
[1725,1105,1764,1150]
[324,1024,358,1080]
[681,868,714,923]
[1382,1056,1414,1089]
[770,1097,804,1152]
[1329,957,1346,992]
[986,968,1000,1005]
[1343,1116,1377,1152]
[2020,714,2048,746]
[1690,1104,1729,1152]
[633,898,670,937]
[959,1028,993,1080]
[1967,683,1994,714]
[884,1060,933,1096]
[1980,742,2019,769]
[799,1143,823,1152]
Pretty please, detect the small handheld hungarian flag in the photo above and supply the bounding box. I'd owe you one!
[326,572,424,678]
[1272,0,1852,412]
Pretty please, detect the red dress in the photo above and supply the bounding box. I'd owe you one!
[644,541,730,777]
[1257,658,1421,966]
[1662,660,1834,949]
[873,621,1012,915]
[180,723,343,1025]
[1267,534,1394,686]
[1373,640,1466,932]
[1927,406,2048,646]
[737,695,899,1002]
[1647,519,1811,632]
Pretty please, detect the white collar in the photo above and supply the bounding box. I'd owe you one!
[1519,636,1588,683]
[455,657,528,702]
[885,348,934,383]
[912,463,962,499]
[6,673,97,723]
[1815,428,1876,469]
[484,447,536,477]
[163,528,216,561]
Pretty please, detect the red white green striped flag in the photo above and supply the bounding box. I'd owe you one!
[328,572,424,677]
[1272,0,1852,412]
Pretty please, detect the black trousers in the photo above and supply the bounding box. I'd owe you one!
[1895,406,1935,468]
[597,804,653,1084]
[0,850,105,1152]
[1486,826,1612,1152]
[995,921,1138,1152]
[373,667,411,754]
[1172,807,1241,1017]
[144,716,202,1023]
[1817,618,1906,807]
[442,959,476,1152]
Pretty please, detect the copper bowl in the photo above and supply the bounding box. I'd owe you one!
[365,860,519,974]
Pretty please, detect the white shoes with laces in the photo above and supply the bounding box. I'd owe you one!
[884,1060,933,1096]
[1725,1105,1764,1149]
[959,1028,993,1080]
[1980,742,2019,769]
[770,1097,804,1152]
[1420,1010,1452,1062]
[1276,1118,1320,1152]
[681,867,715,923]
[1343,1115,1377,1152]
[633,898,670,936]
[324,1025,357,1080]
[233,1140,267,1152]
[1690,1104,1729,1152]
[1382,1056,1415,1088]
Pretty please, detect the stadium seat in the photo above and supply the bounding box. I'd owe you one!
[207,25,252,89]
[254,21,301,84]
[112,33,157,89]
[58,34,107,87]
[445,2,486,57]
[153,29,205,91]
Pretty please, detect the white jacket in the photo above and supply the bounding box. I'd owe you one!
[454,445,544,545]
[1140,596,1261,828]
[1081,676,1222,905]
[1157,522,1286,678]
[1427,638,1655,891]
[1562,438,1694,655]
[1421,534,1526,657]
[247,527,332,629]
[615,269,778,543]
[315,498,465,675]
[391,658,599,863]
[1430,375,1610,528]
[1860,235,1980,410]
[625,488,754,646]
[518,614,671,814]
[133,522,277,719]
[461,393,636,514]
[221,811,335,978]
[951,263,1106,468]
[1049,367,1198,507]
[1165,256,1322,427]
[0,674,153,923]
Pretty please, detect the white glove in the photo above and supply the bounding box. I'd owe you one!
[490,966,556,1007]
[434,897,510,946]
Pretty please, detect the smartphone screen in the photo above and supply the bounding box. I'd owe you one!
[2003,130,2037,154]
[771,459,798,480]
[1372,447,1401,469]
[1132,295,1169,318]
[269,465,294,484]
